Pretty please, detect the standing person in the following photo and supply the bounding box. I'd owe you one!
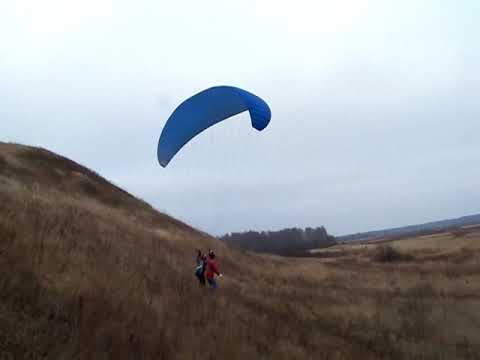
[205,249,222,289]
[195,249,206,286]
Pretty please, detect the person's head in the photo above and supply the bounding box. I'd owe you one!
[196,249,201,256]
[208,249,215,259]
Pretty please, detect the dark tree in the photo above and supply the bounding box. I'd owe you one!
[220,226,336,256]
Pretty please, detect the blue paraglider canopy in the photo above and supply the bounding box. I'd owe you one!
[157,86,271,167]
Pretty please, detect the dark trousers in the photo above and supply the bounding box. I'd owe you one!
[195,268,206,286]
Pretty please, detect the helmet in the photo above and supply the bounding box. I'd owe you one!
[208,249,215,258]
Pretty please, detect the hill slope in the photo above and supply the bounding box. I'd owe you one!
[0,142,346,359]
[1,142,479,359]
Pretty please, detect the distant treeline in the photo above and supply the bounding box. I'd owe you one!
[220,227,336,256]
[338,214,480,243]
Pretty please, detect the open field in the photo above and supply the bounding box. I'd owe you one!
[1,142,480,359]
[312,228,480,256]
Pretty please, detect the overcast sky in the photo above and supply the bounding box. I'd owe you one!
[1,0,479,235]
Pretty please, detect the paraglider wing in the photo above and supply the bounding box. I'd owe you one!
[157,86,271,167]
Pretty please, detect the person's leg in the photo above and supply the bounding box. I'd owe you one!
[195,268,204,285]
[207,277,217,289]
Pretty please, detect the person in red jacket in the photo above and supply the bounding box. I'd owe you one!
[205,249,222,289]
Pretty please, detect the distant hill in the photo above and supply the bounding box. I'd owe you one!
[337,214,480,243]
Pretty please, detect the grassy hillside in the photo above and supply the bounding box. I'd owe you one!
[1,142,479,359]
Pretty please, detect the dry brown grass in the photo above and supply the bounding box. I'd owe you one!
[1,142,480,359]
[371,245,414,263]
